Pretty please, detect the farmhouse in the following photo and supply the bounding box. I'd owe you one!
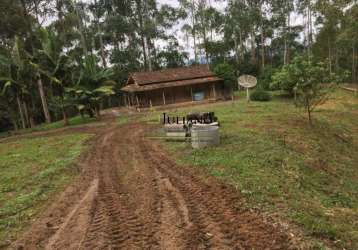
[121,65,228,108]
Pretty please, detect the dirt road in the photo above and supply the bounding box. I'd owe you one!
[14,120,295,249]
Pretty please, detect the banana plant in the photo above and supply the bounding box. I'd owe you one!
[66,54,115,118]
[30,27,72,125]
[0,37,32,129]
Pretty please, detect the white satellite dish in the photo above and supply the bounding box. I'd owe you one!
[238,75,257,102]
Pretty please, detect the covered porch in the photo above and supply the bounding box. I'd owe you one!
[122,81,225,109]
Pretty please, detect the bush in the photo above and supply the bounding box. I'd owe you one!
[250,89,272,101]
[213,63,236,90]
[258,66,276,90]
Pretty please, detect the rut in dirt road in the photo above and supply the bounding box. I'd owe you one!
[14,122,296,250]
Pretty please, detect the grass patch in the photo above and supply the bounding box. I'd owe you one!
[150,89,358,249]
[35,116,98,131]
[0,133,93,244]
[117,114,132,125]
[0,116,99,139]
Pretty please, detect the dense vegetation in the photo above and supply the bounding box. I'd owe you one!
[0,0,357,131]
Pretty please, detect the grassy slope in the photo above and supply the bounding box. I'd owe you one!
[34,116,98,131]
[0,133,93,244]
[146,89,358,249]
[0,116,98,139]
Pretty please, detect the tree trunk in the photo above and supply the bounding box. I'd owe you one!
[353,45,356,83]
[30,95,36,128]
[250,31,256,65]
[203,36,209,64]
[191,0,198,63]
[193,30,198,63]
[234,36,240,65]
[306,98,312,125]
[260,24,265,69]
[60,97,69,126]
[95,107,101,118]
[307,4,312,57]
[16,95,26,129]
[152,40,158,68]
[99,32,107,68]
[37,76,51,123]
[146,37,152,71]
[260,5,265,70]
[239,31,243,61]
[93,0,107,68]
[9,115,18,131]
[62,108,69,126]
[136,0,148,70]
[143,0,152,71]
[284,12,290,65]
[308,107,312,125]
[328,41,332,74]
[335,46,339,72]
[199,9,209,64]
[29,116,36,128]
[140,35,148,70]
[74,3,88,57]
[23,100,30,128]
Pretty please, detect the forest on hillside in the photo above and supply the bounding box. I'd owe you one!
[0,0,357,132]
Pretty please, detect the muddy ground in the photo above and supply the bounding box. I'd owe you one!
[13,117,297,249]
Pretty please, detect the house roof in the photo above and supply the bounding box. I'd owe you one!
[121,65,223,92]
[121,76,222,92]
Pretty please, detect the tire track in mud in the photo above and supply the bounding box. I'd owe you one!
[14,121,295,250]
[139,142,237,250]
[137,125,293,250]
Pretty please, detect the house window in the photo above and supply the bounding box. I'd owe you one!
[193,91,205,101]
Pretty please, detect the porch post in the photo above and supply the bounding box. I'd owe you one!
[162,90,166,105]
[128,95,131,107]
[136,94,139,107]
[124,94,127,107]
[212,83,216,100]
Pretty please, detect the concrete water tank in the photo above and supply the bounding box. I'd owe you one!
[191,126,220,149]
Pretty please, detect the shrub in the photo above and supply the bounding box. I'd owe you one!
[271,56,340,124]
[250,89,272,101]
[271,64,296,94]
[213,63,236,90]
[258,66,276,90]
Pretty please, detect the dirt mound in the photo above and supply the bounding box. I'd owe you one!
[13,122,296,249]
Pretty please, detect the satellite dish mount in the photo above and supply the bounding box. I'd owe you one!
[238,75,257,102]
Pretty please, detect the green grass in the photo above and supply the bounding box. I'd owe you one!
[0,133,93,244]
[0,116,99,139]
[117,113,132,125]
[35,116,98,131]
[147,89,358,249]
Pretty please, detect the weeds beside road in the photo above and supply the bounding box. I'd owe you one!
[0,133,92,245]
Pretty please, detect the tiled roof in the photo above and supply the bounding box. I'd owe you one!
[122,76,222,92]
[129,65,215,85]
[121,65,223,92]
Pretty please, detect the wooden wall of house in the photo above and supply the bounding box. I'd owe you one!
[134,81,226,108]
